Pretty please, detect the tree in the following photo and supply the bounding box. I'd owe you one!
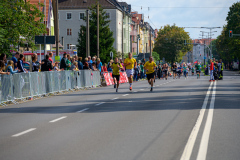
[153,24,192,64]
[215,2,240,66]
[0,0,46,56]
[77,3,116,63]
[152,51,160,62]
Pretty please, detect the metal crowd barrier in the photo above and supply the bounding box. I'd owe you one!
[0,70,101,105]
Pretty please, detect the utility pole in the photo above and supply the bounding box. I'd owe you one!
[52,0,59,56]
[97,2,99,58]
[86,9,90,57]
[122,9,125,60]
[150,28,152,56]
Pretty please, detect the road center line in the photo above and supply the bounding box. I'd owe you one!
[180,82,214,160]
[76,108,89,113]
[12,128,36,137]
[95,102,105,106]
[197,81,217,160]
[49,116,67,123]
[122,94,129,96]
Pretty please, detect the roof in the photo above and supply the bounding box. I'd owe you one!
[58,0,123,11]
[192,39,215,46]
[28,0,50,21]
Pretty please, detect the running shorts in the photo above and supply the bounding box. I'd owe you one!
[126,69,133,77]
[173,69,176,73]
[196,70,200,73]
[164,70,168,75]
[146,72,155,80]
[112,75,120,82]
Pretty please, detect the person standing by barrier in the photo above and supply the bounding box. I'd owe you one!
[0,60,10,75]
[133,63,139,81]
[66,54,71,70]
[11,52,19,70]
[32,53,39,72]
[102,63,108,72]
[107,60,113,72]
[140,62,144,79]
[0,53,7,66]
[144,56,156,92]
[17,54,28,73]
[41,55,53,72]
[70,61,79,71]
[60,53,67,70]
[111,57,123,92]
[78,57,83,70]
[96,58,102,72]
[124,52,137,91]
[5,61,17,74]
[87,56,93,70]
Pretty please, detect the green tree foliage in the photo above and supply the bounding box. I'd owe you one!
[152,51,160,62]
[153,24,192,64]
[215,2,240,64]
[0,0,46,56]
[77,3,116,63]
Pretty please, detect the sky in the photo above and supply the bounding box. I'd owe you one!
[123,0,238,40]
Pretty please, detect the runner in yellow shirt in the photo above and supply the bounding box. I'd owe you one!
[124,52,137,91]
[111,57,123,92]
[144,56,157,91]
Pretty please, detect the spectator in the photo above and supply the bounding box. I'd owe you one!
[133,63,140,81]
[41,54,53,71]
[49,52,53,64]
[0,53,7,66]
[70,61,79,71]
[5,60,18,74]
[92,56,96,64]
[60,53,67,70]
[107,59,113,72]
[140,62,144,79]
[102,63,108,72]
[54,62,63,71]
[96,58,102,72]
[0,60,10,75]
[87,56,93,70]
[32,53,39,72]
[72,57,76,63]
[83,62,89,70]
[78,57,83,70]
[17,54,28,73]
[92,62,97,71]
[12,52,19,70]
[66,54,71,70]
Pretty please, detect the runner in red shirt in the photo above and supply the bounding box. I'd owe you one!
[209,59,215,82]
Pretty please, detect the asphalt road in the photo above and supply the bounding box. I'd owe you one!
[0,70,239,160]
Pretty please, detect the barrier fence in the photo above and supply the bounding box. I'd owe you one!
[0,70,101,105]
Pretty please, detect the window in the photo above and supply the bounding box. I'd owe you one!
[66,13,72,20]
[106,13,110,19]
[67,44,72,50]
[80,13,84,20]
[67,28,72,36]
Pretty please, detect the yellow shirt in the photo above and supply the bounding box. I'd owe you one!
[144,61,156,74]
[112,62,123,75]
[124,58,136,70]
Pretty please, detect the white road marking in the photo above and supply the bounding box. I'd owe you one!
[133,91,138,93]
[122,94,129,96]
[140,89,144,90]
[95,102,105,106]
[112,97,119,100]
[197,81,217,160]
[49,116,67,123]
[12,128,36,137]
[180,82,214,160]
[76,108,89,113]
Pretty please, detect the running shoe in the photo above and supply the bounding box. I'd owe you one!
[116,88,118,92]
[130,87,132,91]
[150,87,153,91]
[114,84,116,88]
[154,79,155,83]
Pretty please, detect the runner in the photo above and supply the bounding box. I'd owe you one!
[111,57,123,92]
[165,63,169,80]
[195,62,201,79]
[124,52,137,91]
[209,59,215,82]
[172,63,177,79]
[183,63,188,79]
[144,56,156,91]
